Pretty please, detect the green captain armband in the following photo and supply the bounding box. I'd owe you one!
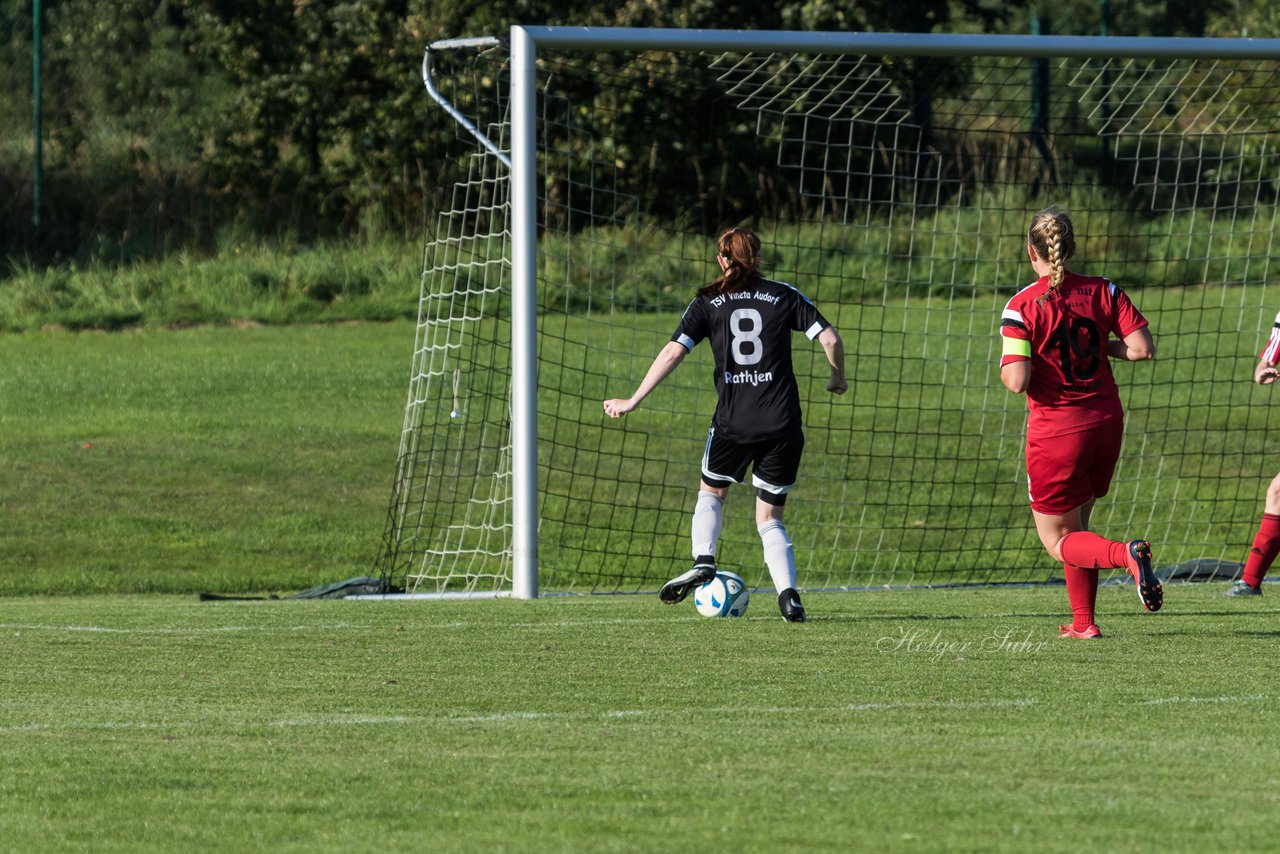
[1002,337,1031,358]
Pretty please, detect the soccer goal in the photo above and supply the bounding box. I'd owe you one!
[374,27,1280,598]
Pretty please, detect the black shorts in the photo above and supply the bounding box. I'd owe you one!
[701,425,805,503]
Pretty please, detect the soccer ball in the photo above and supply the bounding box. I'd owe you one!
[693,570,750,618]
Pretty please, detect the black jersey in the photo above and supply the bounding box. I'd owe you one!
[672,276,830,440]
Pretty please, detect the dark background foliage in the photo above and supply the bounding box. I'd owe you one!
[0,0,1252,265]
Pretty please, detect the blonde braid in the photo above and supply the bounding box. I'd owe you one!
[1028,209,1076,294]
[1044,218,1065,289]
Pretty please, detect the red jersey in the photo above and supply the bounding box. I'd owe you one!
[1260,310,1280,363]
[999,272,1148,438]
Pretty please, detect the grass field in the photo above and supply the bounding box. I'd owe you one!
[1,313,1277,851]
[2,583,1277,851]
[0,322,409,595]
[0,239,422,332]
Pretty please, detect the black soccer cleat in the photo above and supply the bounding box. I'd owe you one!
[1128,539,1162,612]
[1226,579,1262,598]
[659,558,717,605]
[778,588,807,622]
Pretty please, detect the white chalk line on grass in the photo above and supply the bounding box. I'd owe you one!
[0,622,410,635]
[0,699,1032,735]
[5,694,1267,736]
[1139,694,1269,706]
[0,720,198,734]
[0,617,679,635]
[0,615,1074,635]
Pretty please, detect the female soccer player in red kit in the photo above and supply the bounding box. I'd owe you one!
[999,209,1162,638]
[1226,323,1280,597]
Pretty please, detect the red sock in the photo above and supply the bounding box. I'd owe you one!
[1063,563,1098,630]
[1059,531,1130,572]
[1243,513,1280,589]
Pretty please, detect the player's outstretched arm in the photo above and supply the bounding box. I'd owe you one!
[1107,327,1155,362]
[603,341,688,418]
[1256,359,1279,385]
[818,326,847,395]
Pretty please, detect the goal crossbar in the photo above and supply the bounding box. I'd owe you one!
[514,27,1280,59]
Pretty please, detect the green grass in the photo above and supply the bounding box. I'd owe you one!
[0,272,1274,851]
[1,584,1277,851]
[0,239,422,331]
[0,322,410,595]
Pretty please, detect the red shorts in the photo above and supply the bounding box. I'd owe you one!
[1024,419,1124,516]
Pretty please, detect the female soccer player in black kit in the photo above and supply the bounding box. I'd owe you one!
[603,227,847,621]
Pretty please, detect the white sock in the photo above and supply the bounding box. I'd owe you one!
[758,519,796,592]
[691,491,724,559]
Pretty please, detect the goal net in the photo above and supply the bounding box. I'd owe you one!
[375,29,1280,596]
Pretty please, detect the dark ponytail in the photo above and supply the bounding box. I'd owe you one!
[698,227,762,297]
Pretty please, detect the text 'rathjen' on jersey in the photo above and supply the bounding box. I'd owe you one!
[672,276,830,441]
[999,271,1148,437]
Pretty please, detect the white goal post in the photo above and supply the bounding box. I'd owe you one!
[376,26,1280,599]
